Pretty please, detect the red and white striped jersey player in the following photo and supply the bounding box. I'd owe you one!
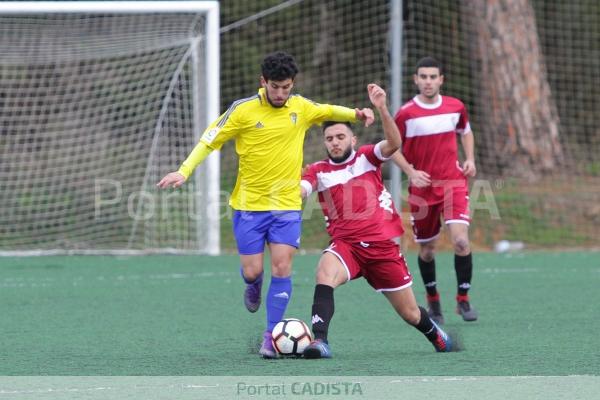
[391,56,478,325]
[298,83,456,360]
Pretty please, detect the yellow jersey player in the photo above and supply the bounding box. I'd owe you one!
[157,51,374,358]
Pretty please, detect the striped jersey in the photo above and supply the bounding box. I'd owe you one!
[186,88,357,211]
[301,143,404,242]
[394,95,472,203]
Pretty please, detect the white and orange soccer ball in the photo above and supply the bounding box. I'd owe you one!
[271,318,313,356]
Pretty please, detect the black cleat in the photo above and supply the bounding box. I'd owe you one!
[427,295,445,325]
[456,295,478,321]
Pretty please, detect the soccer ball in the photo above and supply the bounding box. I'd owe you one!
[271,318,313,356]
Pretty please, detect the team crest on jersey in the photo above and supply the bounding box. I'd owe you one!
[290,112,297,125]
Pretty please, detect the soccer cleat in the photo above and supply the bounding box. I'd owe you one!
[259,331,277,359]
[303,339,332,359]
[430,322,453,352]
[456,295,478,321]
[243,277,262,313]
[426,294,444,325]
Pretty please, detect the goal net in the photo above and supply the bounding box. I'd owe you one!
[3,0,598,255]
[0,1,220,255]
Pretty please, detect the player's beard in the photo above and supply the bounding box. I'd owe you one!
[327,146,353,163]
[265,92,288,108]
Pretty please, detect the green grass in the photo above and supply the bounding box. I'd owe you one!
[485,189,588,246]
[0,252,598,376]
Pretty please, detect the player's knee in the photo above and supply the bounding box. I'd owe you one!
[453,237,470,255]
[241,263,263,281]
[420,245,436,261]
[315,265,343,288]
[271,261,291,277]
[400,306,421,325]
[420,251,435,262]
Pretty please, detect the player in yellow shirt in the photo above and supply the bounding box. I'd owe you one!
[157,51,374,358]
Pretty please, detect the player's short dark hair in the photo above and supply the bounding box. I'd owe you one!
[415,56,443,75]
[322,121,353,134]
[261,51,299,82]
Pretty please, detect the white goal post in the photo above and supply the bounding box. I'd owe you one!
[0,1,220,255]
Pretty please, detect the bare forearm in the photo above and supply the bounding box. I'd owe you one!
[378,104,402,153]
[461,132,475,161]
[390,151,413,174]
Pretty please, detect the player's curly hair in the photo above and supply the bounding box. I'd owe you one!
[261,51,299,82]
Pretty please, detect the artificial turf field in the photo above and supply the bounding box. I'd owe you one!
[1,251,598,377]
[0,252,600,399]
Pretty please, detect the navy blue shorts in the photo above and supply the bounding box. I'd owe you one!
[232,210,302,255]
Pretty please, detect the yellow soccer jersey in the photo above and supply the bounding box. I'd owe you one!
[180,88,357,210]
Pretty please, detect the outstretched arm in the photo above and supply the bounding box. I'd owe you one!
[157,103,240,189]
[367,84,402,158]
[156,142,213,189]
[304,97,374,128]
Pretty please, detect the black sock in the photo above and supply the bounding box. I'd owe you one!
[418,257,437,296]
[311,284,334,343]
[455,253,473,296]
[413,306,438,341]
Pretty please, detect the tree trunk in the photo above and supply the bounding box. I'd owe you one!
[462,0,563,179]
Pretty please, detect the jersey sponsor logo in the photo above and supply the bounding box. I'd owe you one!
[312,314,324,324]
[290,112,297,125]
[255,121,264,128]
[378,188,393,213]
[359,241,370,248]
[202,127,219,144]
[274,291,289,299]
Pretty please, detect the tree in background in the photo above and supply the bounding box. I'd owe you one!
[462,0,564,179]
